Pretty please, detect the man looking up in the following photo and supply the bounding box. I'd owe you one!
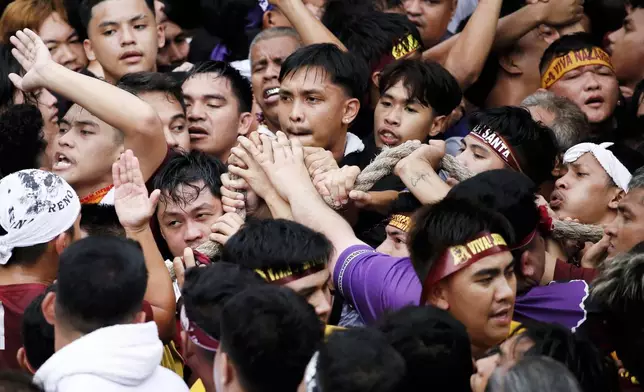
[0,170,81,370]
[183,61,253,162]
[78,0,164,84]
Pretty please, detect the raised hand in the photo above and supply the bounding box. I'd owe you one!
[539,0,584,26]
[209,212,245,245]
[113,149,161,232]
[8,29,54,92]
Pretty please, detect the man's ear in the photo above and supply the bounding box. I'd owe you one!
[538,24,560,45]
[83,39,96,62]
[54,231,73,256]
[608,189,625,210]
[42,292,57,326]
[427,282,450,310]
[157,23,166,50]
[263,11,276,28]
[133,310,147,324]
[238,112,254,136]
[17,348,36,375]
[342,98,361,126]
[371,71,382,89]
[520,250,535,279]
[498,50,523,76]
[429,114,448,137]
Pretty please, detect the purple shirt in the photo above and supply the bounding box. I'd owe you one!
[333,245,421,325]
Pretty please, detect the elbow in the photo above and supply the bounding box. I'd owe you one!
[134,107,163,138]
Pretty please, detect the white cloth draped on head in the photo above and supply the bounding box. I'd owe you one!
[563,142,632,192]
[0,169,80,265]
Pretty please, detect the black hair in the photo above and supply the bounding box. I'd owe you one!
[605,143,644,174]
[79,0,155,29]
[0,44,21,109]
[0,371,42,392]
[279,43,369,101]
[377,306,473,392]
[388,191,422,216]
[219,285,324,392]
[409,197,515,282]
[468,106,558,186]
[629,0,644,8]
[222,218,333,270]
[181,262,265,360]
[186,61,252,113]
[539,33,600,74]
[117,72,186,113]
[486,356,583,392]
[0,104,46,179]
[80,204,125,237]
[21,284,56,370]
[56,236,148,334]
[509,321,619,392]
[0,225,75,266]
[584,0,627,45]
[153,150,226,208]
[317,328,406,392]
[379,59,462,116]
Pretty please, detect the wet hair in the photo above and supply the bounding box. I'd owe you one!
[219,285,324,392]
[0,104,46,179]
[117,72,186,113]
[409,197,515,282]
[521,91,590,152]
[486,356,582,392]
[222,218,333,270]
[186,61,253,113]
[316,328,406,392]
[0,0,69,44]
[0,371,42,392]
[79,0,155,29]
[468,106,558,186]
[388,191,422,216]
[79,204,125,237]
[21,284,56,370]
[539,33,602,74]
[279,43,369,101]
[379,59,462,116]
[56,236,148,334]
[377,306,473,392]
[630,0,644,8]
[182,262,265,361]
[153,150,226,208]
[585,0,627,45]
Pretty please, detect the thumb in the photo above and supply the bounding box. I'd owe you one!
[149,189,161,212]
[8,73,23,91]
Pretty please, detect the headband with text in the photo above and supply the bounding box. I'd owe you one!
[255,260,326,285]
[372,34,421,73]
[541,47,614,89]
[388,214,412,232]
[470,125,524,172]
[180,306,220,352]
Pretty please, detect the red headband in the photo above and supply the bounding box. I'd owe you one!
[180,306,220,352]
[421,232,509,303]
[470,125,524,173]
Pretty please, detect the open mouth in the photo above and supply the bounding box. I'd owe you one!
[489,307,512,324]
[188,126,209,140]
[286,128,312,137]
[378,129,399,146]
[584,96,605,108]
[549,191,564,210]
[263,87,280,100]
[120,51,143,63]
[53,152,73,171]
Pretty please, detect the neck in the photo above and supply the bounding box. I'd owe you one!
[589,118,616,138]
[87,60,105,79]
[0,258,57,286]
[332,130,348,163]
[471,344,488,360]
[74,180,113,202]
[486,73,538,108]
[54,323,86,352]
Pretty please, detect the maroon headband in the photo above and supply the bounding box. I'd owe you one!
[470,125,524,173]
[180,306,220,352]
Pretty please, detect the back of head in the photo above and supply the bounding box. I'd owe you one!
[409,197,515,281]
[0,44,23,108]
[314,328,406,392]
[379,59,462,116]
[469,106,558,185]
[387,190,422,216]
[117,71,186,111]
[0,104,46,178]
[218,285,323,392]
[186,61,252,113]
[540,33,598,73]
[22,284,56,370]
[279,43,369,101]
[0,371,43,392]
[56,236,147,334]
[79,204,124,237]
[0,0,67,43]
[486,356,582,392]
[222,218,333,272]
[521,91,590,152]
[447,170,539,249]
[377,306,473,392]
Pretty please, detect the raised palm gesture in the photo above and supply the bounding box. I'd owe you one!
[8,29,54,92]
[113,149,161,232]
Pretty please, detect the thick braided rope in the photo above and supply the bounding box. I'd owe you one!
[345,141,604,243]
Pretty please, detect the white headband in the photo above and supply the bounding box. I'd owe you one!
[563,142,631,192]
[0,170,80,264]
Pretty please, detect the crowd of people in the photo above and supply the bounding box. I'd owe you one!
[0,0,643,390]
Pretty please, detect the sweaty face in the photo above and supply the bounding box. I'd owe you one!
[278,67,352,156]
[607,7,644,88]
[285,269,332,323]
[376,224,410,257]
[373,81,435,148]
[86,0,163,83]
[53,104,122,192]
[138,91,189,151]
[158,183,223,257]
[401,0,455,48]
[437,252,516,354]
[471,334,535,392]
[456,134,507,175]
[550,153,618,224]
[40,12,88,72]
[548,65,619,124]
[157,20,189,69]
[251,36,301,125]
[605,188,644,257]
[184,73,243,161]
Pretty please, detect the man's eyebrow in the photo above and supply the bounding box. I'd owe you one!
[170,113,186,122]
[98,14,147,29]
[473,268,501,278]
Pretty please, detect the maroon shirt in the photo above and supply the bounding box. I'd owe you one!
[554,259,598,284]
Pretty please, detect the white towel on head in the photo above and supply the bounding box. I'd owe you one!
[0,169,80,264]
[563,142,632,192]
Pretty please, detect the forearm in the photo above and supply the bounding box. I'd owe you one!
[278,0,348,51]
[126,225,176,340]
[364,190,399,215]
[264,191,293,220]
[493,3,545,50]
[397,164,450,205]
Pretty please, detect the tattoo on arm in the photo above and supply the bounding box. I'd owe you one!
[411,173,430,187]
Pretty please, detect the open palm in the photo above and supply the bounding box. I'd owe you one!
[8,29,53,92]
[113,150,160,231]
